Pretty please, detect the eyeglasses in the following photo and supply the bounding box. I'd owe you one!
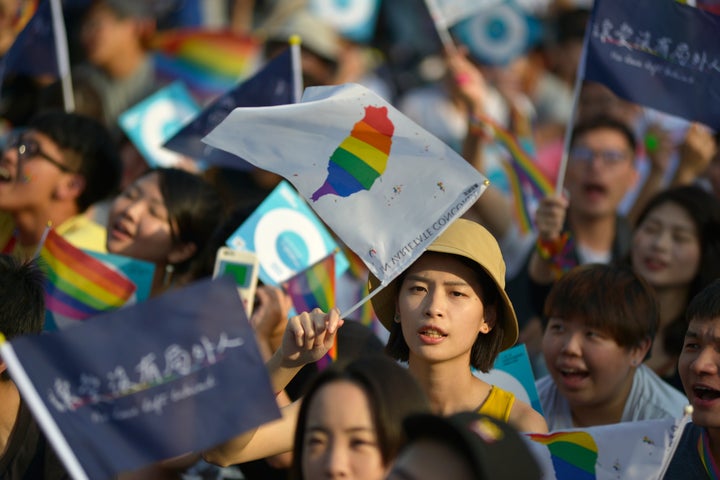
[7,134,74,174]
[569,146,631,166]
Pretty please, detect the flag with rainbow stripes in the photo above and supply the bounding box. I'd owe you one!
[38,229,137,330]
[525,416,688,479]
[152,29,261,101]
[471,114,553,235]
[281,253,337,369]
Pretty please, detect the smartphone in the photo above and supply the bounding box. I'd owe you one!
[213,247,259,319]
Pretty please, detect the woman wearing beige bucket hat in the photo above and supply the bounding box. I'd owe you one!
[369,218,547,433]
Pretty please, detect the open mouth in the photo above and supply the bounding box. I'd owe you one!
[418,327,447,339]
[559,368,589,381]
[583,183,607,196]
[694,386,720,401]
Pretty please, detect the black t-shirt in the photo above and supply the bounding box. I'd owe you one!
[0,399,69,480]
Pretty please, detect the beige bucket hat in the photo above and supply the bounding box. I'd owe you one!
[368,218,519,351]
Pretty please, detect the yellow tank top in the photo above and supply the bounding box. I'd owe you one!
[478,385,515,422]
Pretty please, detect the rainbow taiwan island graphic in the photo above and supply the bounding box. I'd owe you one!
[528,431,598,479]
[311,105,395,201]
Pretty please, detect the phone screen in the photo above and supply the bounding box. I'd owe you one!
[218,262,253,288]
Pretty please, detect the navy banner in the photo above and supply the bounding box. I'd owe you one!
[163,48,296,170]
[584,0,720,129]
[6,277,280,479]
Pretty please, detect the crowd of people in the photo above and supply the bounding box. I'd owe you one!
[2,0,720,479]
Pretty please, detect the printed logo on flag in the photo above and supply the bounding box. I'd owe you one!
[226,181,349,286]
[311,105,394,201]
[309,0,381,43]
[119,81,200,168]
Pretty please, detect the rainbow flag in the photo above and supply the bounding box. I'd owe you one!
[528,431,598,480]
[152,29,261,101]
[525,416,687,479]
[38,229,137,329]
[472,115,553,234]
[11,0,39,34]
[281,253,337,369]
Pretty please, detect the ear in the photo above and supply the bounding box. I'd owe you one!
[55,174,85,202]
[479,304,497,334]
[167,241,197,266]
[630,337,652,367]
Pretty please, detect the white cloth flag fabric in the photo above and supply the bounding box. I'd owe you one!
[525,415,689,480]
[203,83,487,286]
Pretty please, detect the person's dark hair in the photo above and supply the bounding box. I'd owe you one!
[290,355,430,480]
[570,113,638,153]
[632,185,720,357]
[184,203,260,282]
[28,110,122,212]
[544,263,658,349]
[686,279,720,324]
[385,254,504,372]
[0,255,46,380]
[154,168,225,275]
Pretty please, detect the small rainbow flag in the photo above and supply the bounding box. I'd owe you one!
[528,431,598,480]
[38,229,137,328]
[151,29,261,101]
[281,253,337,369]
[472,115,553,234]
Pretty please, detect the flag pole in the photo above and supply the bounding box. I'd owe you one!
[32,222,52,259]
[0,334,89,480]
[423,0,460,55]
[553,21,591,194]
[49,0,74,113]
[340,282,384,320]
[289,35,303,103]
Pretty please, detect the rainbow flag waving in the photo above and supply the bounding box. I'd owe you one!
[281,253,337,369]
[152,29,261,101]
[472,114,552,235]
[39,229,137,329]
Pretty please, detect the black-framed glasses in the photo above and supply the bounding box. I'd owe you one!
[8,134,75,174]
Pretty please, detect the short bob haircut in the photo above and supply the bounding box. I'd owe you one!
[290,355,430,480]
[384,257,504,373]
[544,263,659,349]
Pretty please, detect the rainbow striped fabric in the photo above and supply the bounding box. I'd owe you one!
[281,253,337,368]
[472,115,553,234]
[528,431,598,480]
[311,105,395,201]
[39,229,137,329]
[152,29,261,101]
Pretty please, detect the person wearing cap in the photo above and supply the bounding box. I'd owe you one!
[387,411,542,480]
[369,218,547,433]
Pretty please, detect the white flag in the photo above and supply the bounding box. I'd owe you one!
[203,83,487,286]
[525,416,689,480]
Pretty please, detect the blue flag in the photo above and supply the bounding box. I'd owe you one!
[163,48,296,170]
[2,277,280,480]
[0,0,58,94]
[583,0,720,130]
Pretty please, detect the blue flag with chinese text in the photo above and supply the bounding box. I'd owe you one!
[4,277,280,480]
[583,0,720,130]
[163,48,295,170]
